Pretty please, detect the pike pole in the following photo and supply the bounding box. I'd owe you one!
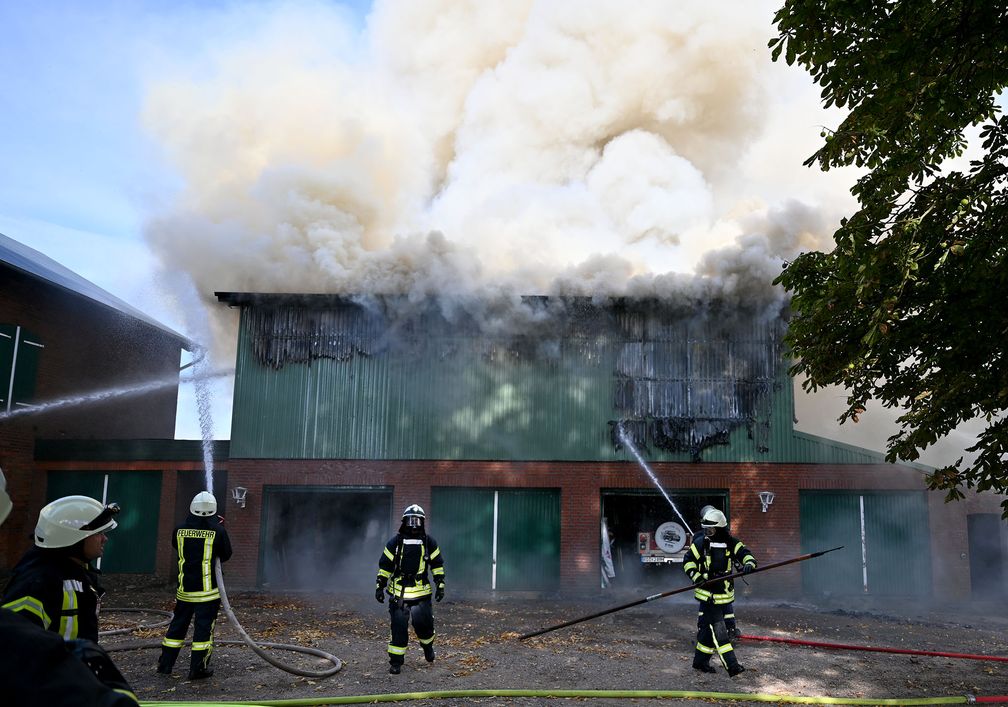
[518,546,843,641]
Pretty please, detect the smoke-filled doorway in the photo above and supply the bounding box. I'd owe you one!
[600,489,727,589]
[258,485,392,592]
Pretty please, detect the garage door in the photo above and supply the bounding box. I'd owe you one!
[46,470,161,573]
[432,487,560,591]
[258,485,392,591]
[800,491,932,597]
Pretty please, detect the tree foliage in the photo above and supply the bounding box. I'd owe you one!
[770,1,1008,515]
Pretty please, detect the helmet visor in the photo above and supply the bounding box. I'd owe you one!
[405,515,423,529]
[82,503,120,532]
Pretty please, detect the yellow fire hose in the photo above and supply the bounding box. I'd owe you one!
[137,688,1006,706]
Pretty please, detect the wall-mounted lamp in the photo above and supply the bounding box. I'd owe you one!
[231,486,248,509]
[758,490,775,513]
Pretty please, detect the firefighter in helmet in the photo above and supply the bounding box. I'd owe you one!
[2,493,120,643]
[682,505,756,676]
[0,468,138,705]
[157,491,232,680]
[375,504,446,674]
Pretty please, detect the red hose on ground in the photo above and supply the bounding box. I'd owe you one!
[741,634,1008,663]
[975,697,1008,703]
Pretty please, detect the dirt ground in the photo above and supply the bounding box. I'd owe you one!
[99,576,1008,706]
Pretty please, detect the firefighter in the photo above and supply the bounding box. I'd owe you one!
[700,506,741,642]
[0,468,138,705]
[375,504,446,674]
[156,491,233,680]
[682,506,756,677]
[2,493,120,643]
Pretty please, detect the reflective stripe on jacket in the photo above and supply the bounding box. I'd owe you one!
[1,546,103,642]
[682,531,756,604]
[173,515,233,603]
[376,534,445,601]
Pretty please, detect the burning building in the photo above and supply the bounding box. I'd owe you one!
[214,291,1007,600]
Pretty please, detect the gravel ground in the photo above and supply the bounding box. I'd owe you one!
[99,577,1008,706]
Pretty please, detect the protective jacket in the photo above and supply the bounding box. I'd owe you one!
[0,608,138,705]
[1,546,105,642]
[376,533,445,601]
[682,530,756,604]
[172,514,232,602]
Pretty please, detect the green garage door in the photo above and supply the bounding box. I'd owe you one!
[800,490,931,597]
[432,487,560,591]
[46,470,161,573]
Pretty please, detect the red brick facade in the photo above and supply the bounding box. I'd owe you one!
[0,267,183,566]
[218,458,1005,599]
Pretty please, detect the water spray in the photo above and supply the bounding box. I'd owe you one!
[616,422,693,536]
[0,367,232,422]
[188,345,219,490]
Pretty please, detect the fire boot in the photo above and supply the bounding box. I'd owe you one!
[188,668,214,680]
[422,642,435,663]
[692,649,716,673]
[728,663,746,677]
[156,654,175,675]
[389,662,401,675]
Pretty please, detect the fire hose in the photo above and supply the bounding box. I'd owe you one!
[137,688,1008,705]
[739,633,1008,663]
[106,560,342,679]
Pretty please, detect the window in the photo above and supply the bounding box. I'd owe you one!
[0,323,44,413]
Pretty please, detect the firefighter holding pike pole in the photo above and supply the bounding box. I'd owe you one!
[518,545,841,643]
[682,506,755,676]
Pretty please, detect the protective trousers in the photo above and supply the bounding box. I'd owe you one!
[387,597,434,667]
[693,599,740,672]
[158,599,220,676]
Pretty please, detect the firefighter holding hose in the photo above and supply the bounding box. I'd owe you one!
[156,491,232,680]
[682,505,756,676]
[375,504,445,674]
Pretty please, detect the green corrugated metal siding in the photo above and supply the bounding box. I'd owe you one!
[496,489,560,591]
[228,299,910,465]
[45,470,161,573]
[431,487,560,591]
[431,488,494,590]
[799,493,864,595]
[863,492,931,595]
[800,491,931,597]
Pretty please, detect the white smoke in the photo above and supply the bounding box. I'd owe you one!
[142,0,850,359]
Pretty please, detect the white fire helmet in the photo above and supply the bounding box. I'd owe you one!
[0,467,12,526]
[402,504,425,529]
[701,506,727,529]
[35,496,119,548]
[190,491,217,516]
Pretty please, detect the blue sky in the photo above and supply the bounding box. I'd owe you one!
[0,0,371,440]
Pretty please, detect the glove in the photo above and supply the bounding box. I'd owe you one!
[435,583,445,602]
[375,584,385,603]
[743,563,755,575]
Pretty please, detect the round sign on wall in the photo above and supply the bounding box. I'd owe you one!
[654,521,687,553]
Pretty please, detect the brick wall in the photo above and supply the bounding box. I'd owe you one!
[1,267,184,567]
[221,458,997,600]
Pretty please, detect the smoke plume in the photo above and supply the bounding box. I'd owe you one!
[142,0,849,359]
